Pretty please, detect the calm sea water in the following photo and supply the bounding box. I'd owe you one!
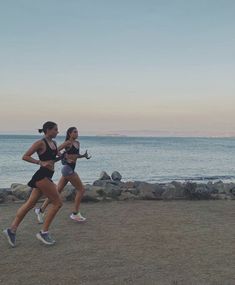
[0,135,235,188]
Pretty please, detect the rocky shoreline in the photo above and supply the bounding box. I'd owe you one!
[1,171,235,204]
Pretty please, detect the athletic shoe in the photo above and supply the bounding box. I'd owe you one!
[36,231,55,245]
[3,228,16,247]
[34,208,44,224]
[70,212,86,222]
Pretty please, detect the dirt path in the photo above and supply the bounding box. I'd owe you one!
[0,200,235,285]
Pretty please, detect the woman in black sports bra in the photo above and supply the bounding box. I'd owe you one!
[3,121,63,247]
[35,126,91,223]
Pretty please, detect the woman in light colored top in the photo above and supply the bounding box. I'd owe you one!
[35,126,91,224]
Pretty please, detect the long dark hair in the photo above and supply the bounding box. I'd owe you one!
[65,127,77,141]
[38,121,57,134]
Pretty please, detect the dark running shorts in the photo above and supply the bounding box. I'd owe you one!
[28,167,54,188]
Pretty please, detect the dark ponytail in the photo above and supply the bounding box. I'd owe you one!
[65,127,77,141]
[38,121,57,134]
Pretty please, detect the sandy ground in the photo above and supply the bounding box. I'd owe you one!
[0,200,235,285]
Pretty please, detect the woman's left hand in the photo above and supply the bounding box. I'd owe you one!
[84,150,91,159]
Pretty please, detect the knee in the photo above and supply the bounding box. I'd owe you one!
[52,197,63,209]
[78,186,85,195]
[57,198,63,208]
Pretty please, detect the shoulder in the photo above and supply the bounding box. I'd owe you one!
[75,140,80,148]
[32,139,44,149]
[65,140,72,147]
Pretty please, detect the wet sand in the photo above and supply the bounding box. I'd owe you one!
[0,200,235,285]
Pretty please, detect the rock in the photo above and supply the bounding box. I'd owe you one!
[99,171,111,181]
[0,188,12,195]
[137,182,164,200]
[61,185,76,201]
[93,179,123,187]
[0,195,5,203]
[211,193,234,200]
[124,181,135,189]
[210,193,220,200]
[82,185,104,202]
[118,192,139,201]
[195,184,211,199]
[0,188,10,203]
[184,182,211,200]
[210,181,235,194]
[133,181,143,188]
[100,183,122,199]
[111,171,122,181]
[5,195,20,203]
[230,186,235,195]
[11,183,31,200]
[224,183,235,194]
[162,183,185,200]
[122,188,139,196]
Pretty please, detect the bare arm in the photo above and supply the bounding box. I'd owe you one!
[22,140,43,165]
[78,150,91,159]
[58,140,71,152]
[75,142,91,159]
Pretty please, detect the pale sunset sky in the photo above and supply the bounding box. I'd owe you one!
[0,0,234,136]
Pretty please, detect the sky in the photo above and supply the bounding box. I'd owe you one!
[0,0,234,136]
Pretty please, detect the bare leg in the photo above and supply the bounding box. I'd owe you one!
[36,178,62,232]
[40,176,68,213]
[11,188,42,232]
[57,176,69,193]
[68,173,85,213]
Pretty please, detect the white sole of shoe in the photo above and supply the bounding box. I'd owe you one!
[34,209,44,224]
[70,217,86,223]
[3,230,15,247]
[36,233,55,245]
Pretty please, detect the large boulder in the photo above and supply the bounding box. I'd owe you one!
[99,183,122,199]
[61,185,76,201]
[99,171,111,181]
[136,182,164,200]
[93,179,123,188]
[111,171,122,181]
[11,184,31,200]
[82,185,104,202]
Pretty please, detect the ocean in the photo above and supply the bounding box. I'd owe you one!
[0,135,235,188]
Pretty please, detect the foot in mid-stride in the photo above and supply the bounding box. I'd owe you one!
[34,208,44,224]
[70,212,86,222]
[3,228,16,247]
[36,231,55,245]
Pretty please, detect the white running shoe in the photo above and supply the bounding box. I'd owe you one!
[70,212,86,222]
[34,208,44,224]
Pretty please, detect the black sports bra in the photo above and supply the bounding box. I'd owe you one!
[66,143,80,155]
[38,138,57,161]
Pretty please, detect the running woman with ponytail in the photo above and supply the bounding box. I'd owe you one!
[34,127,91,224]
[3,121,62,247]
